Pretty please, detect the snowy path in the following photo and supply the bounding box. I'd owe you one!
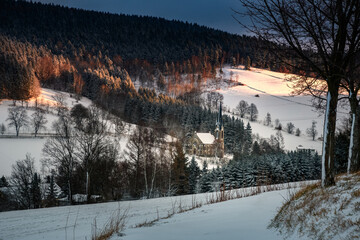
[122,189,299,240]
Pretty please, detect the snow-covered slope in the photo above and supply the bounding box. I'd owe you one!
[216,66,349,152]
[0,184,306,240]
[0,89,124,177]
[124,189,299,240]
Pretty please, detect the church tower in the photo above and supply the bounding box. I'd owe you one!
[215,102,224,157]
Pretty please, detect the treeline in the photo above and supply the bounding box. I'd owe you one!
[0,0,301,101]
[0,0,290,69]
[198,150,321,192]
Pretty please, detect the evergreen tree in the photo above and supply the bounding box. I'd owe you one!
[46,175,57,207]
[0,176,8,187]
[265,112,271,126]
[172,142,188,195]
[245,56,251,70]
[252,141,261,155]
[243,122,253,156]
[202,160,208,175]
[188,156,200,194]
[31,173,42,209]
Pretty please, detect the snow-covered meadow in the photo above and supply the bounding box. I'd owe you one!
[0,88,129,177]
[216,66,349,152]
[0,182,309,240]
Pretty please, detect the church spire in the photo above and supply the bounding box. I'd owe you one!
[216,102,223,129]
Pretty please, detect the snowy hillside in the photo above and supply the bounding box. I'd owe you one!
[0,89,129,177]
[0,182,308,240]
[216,66,349,152]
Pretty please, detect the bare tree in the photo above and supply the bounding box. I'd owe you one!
[125,126,146,198]
[7,106,29,137]
[307,120,318,141]
[9,154,35,209]
[42,110,77,204]
[238,0,360,186]
[236,100,249,118]
[0,123,5,135]
[74,106,109,202]
[270,130,285,152]
[31,107,47,137]
[248,103,258,121]
[206,92,224,109]
[286,122,295,134]
[52,93,67,116]
[342,68,360,173]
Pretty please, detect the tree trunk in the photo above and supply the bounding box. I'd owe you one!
[68,178,72,204]
[144,157,148,198]
[348,97,360,173]
[86,171,90,202]
[321,90,338,187]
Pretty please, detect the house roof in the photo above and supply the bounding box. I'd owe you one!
[196,132,215,144]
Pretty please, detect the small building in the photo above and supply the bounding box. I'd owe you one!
[296,145,316,155]
[186,103,224,158]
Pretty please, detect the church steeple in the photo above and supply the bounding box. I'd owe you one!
[216,102,223,130]
[215,102,224,158]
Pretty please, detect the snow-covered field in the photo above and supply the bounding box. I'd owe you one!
[217,66,349,152]
[124,189,299,240]
[0,89,130,177]
[0,183,307,240]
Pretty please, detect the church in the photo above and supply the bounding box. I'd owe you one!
[185,103,225,158]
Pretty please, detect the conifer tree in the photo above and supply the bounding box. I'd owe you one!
[31,173,42,209]
[172,142,188,195]
[0,176,8,187]
[265,113,271,126]
[245,56,251,70]
[46,175,57,207]
[188,156,200,194]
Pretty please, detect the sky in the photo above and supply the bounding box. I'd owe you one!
[32,0,250,35]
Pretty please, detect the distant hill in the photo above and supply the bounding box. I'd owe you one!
[0,0,280,68]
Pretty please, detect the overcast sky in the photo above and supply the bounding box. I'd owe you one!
[32,0,250,35]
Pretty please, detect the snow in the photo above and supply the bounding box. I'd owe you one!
[0,89,93,177]
[123,190,300,240]
[196,132,215,144]
[216,66,348,153]
[0,88,177,177]
[270,173,360,239]
[0,138,47,176]
[0,183,308,240]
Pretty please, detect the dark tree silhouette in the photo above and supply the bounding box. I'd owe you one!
[238,0,360,187]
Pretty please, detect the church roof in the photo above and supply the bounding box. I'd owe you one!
[196,132,215,144]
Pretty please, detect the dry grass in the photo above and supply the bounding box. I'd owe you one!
[269,172,360,239]
[134,181,310,229]
[92,205,128,240]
